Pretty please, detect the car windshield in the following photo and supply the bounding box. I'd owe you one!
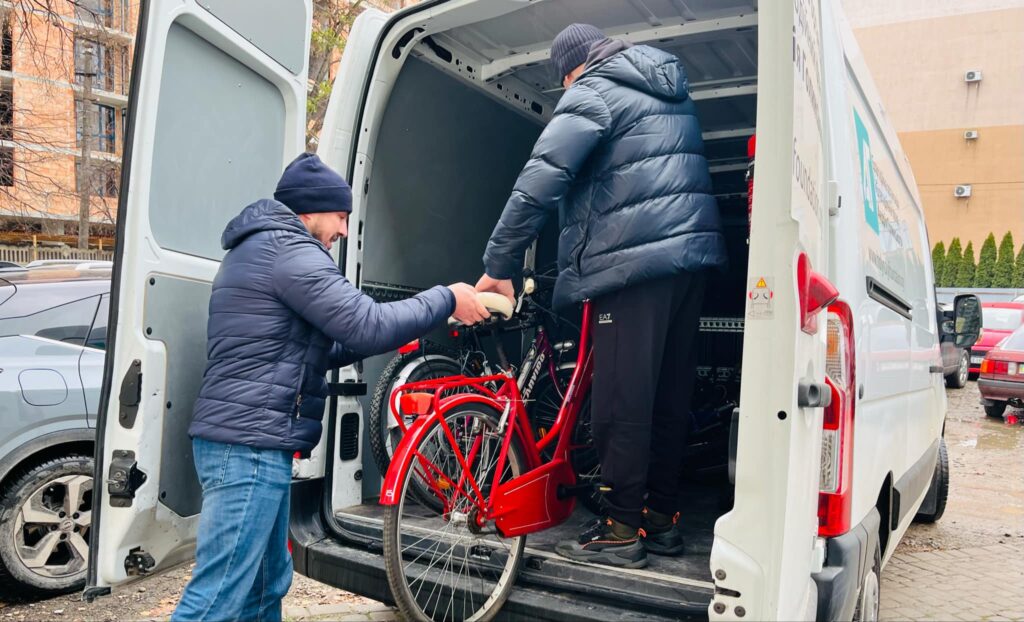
[982,307,1024,331]
[1002,326,1024,351]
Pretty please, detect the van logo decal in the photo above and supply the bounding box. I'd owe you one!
[854,110,880,235]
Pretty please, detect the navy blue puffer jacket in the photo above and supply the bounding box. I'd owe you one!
[189,200,455,453]
[483,43,727,307]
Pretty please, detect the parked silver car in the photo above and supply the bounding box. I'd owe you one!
[0,265,109,596]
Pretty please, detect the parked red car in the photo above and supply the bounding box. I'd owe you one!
[978,324,1024,418]
[969,302,1024,376]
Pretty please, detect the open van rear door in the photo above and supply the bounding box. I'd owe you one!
[86,0,311,597]
[710,0,834,619]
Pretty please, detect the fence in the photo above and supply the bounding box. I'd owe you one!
[0,245,114,265]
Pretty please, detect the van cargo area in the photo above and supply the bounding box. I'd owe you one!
[328,4,756,615]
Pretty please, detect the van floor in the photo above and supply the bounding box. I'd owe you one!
[334,479,728,609]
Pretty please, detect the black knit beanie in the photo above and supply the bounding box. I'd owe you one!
[550,23,606,82]
[274,152,352,214]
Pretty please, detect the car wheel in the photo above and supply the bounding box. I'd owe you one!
[852,540,881,622]
[984,401,1007,419]
[0,456,93,598]
[945,351,969,389]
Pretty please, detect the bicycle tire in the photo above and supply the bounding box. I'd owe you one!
[368,344,464,478]
[383,403,526,622]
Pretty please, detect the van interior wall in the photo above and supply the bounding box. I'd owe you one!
[351,54,753,499]
[355,56,547,492]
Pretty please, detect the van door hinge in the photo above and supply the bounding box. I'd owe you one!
[827,180,840,216]
[118,360,142,428]
[107,450,147,508]
[124,547,156,576]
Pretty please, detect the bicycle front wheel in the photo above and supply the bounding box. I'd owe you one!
[383,403,525,622]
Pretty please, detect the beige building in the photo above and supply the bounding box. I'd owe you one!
[842,0,1024,252]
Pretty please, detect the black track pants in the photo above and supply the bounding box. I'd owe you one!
[590,271,706,528]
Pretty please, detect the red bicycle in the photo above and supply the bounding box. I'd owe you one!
[380,299,595,622]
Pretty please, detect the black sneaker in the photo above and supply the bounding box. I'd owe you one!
[641,508,685,556]
[555,517,648,568]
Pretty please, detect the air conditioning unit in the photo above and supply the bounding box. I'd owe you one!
[964,70,982,83]
[964,130,979,140]
[954,184,972,198]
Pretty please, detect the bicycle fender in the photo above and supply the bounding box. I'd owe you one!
[379,394,506,506]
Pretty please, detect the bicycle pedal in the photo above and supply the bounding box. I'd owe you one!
[557,483,597,499]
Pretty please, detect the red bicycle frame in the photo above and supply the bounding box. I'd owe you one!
[380,302,595,538]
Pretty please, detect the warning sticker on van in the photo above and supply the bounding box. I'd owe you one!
[747,276,774,319]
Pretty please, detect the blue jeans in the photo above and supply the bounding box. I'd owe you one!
[172,438,293,622]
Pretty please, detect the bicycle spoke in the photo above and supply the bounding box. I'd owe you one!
[389,407,526,622]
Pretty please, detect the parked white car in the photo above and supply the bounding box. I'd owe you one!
[86,1,981,620]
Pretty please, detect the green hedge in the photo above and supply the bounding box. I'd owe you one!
[974,233,998,288]
[956,242,976,288]
[933,231,1024,290]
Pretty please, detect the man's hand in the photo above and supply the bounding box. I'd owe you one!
[448,283,491,325]
[475,274,515,304]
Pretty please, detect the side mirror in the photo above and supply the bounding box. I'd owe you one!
[953,294,982,348]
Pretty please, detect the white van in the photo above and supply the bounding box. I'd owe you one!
[85,0,982,620]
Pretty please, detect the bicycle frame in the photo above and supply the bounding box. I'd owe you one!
[385,318,565,439]
[381,302,594,539]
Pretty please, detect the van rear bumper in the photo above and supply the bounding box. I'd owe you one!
[811,508,881,621]
[978,377,1024,403]
[297,536,697,622]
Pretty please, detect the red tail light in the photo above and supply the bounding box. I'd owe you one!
[797,253,840,335]
[398,340,420,354]
[982,358,1012,375]
[819,300,855,537]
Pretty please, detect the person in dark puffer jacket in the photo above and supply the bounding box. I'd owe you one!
[476,24,728,569]
[173,153,488,622]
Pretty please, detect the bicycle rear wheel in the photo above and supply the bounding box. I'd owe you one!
[369,347,464,477]
[383,403,525,622]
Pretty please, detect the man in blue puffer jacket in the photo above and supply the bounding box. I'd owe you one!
[477,25,727,568]
[173,153,488,622]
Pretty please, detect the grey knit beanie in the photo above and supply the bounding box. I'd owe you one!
[550,23,606,82]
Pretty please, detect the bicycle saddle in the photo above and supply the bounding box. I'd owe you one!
[448,292,515,325]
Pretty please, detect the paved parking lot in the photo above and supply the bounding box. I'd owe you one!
[1,382,1020,621]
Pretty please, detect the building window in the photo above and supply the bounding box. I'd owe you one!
[76,161,119,198]
[75,38,116,92]
[0,83,11,187]
[0,83,12,141]
[0,148,12,187]
[75,0,114,27]
[120,46,130,94]
[1,16,12,72]
[76,101,116,153]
